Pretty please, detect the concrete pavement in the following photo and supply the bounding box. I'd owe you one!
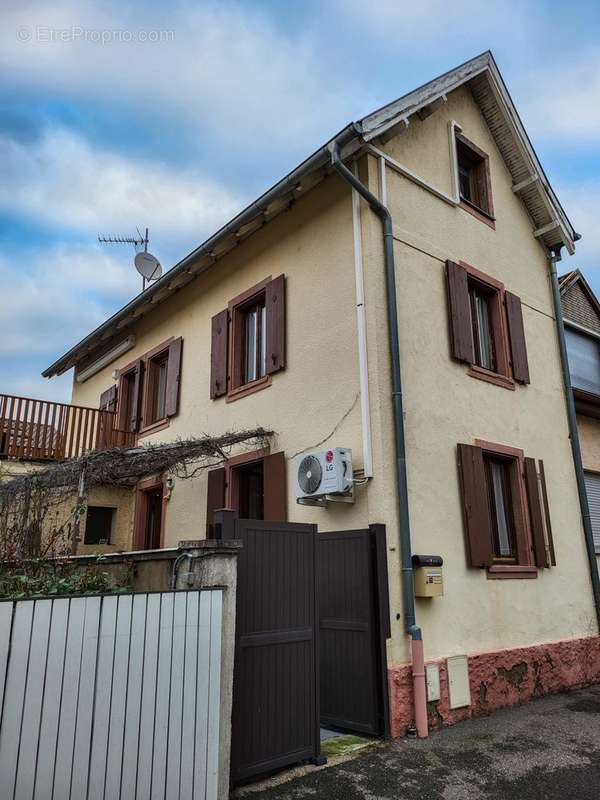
[246,685,600,799]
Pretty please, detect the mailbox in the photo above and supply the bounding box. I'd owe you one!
[413,555,444,598]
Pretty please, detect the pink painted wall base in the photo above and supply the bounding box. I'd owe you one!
[388,635,600,737]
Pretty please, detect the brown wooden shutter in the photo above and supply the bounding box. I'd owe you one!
[538,461,556,565]
[524,457,550,568]
[505,291,530,384]
[210,310,229,398]
[99,384,117,412]
[129,359,144,432]
[165,337,183,417]
[266,274,286,375]
[263,451,287,522]
[206,467,226,538]
[446,261,474,363]
[457,444,493,567]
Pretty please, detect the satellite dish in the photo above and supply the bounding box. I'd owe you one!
[135,251,162,281]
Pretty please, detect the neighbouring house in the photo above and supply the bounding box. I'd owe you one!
[560,269,600,559]
[4,51,600,747]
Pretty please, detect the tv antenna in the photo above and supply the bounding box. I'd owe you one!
[98,227,162,291]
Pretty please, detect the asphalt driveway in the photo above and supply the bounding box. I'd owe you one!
[243,685,600,799]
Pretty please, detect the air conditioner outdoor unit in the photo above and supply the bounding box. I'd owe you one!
[294,448,353,504]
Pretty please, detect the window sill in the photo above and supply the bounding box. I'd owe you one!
[468,364,515,391]
[487,565,538,580]
[226,375,272,403]
[137,417,170,439]
[459,199,496,230]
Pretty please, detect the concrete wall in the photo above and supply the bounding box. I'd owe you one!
[71,174,375,546]
[363,85,598,666]
[65,83,597,683]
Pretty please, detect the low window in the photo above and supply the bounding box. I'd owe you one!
[84,506,115,545]
[210,275,286,401]
[456,134,492,217]
[236,460,265,520]
[457,442,556,576]
[584,471,600,552]
[447,260,530,387]
[205,451,286,536]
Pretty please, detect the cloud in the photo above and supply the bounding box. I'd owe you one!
[518,50,600,145]
[559,181,600,292]
[0,0,362,153]
[0,243,138,360]
[0,125,244,248]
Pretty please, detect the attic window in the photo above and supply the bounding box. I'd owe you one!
[456,133,493,218]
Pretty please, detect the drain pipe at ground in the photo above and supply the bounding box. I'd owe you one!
[548,245,600,628]
[329,142,428,738]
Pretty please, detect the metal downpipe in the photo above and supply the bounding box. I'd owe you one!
[548,248,600,628]
[329,142,428,738]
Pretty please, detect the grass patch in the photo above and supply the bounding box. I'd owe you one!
[321,734,373,759]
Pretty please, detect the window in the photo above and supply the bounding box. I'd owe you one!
[446,260,530,388]
[456,134,493,217]
[210,275,286,401]
[114,337,182,438]
[469,281,496,372]
[242,297,267,385]
[236,460,265,520]
[457,441,556,576]
[205,450,286,536]
[565,327,600,397]
[146,350,169,424]
[584,471,600,552]
[484,456,517,561]
[84,506,115,545]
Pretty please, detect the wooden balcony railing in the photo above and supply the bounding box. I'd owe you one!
[0,394,135,462]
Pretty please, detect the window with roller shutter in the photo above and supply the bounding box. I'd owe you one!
[447,260,530,389]
[210,275,286,401]
[584,471,600,552]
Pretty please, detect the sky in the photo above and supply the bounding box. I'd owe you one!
[1,0,600,403]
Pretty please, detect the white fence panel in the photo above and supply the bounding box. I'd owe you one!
[0,589,223,800]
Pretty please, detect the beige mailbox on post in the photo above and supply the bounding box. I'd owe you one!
[413,555,444,598]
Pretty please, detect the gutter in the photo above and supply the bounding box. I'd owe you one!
[548,246,600,628]
[329,142,428,738]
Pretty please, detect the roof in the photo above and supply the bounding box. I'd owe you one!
[559,269,600,334]
[44,50,578,378]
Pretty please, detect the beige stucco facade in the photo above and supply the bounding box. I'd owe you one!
[65,83,597,674]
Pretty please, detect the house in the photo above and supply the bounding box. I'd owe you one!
[5,51,600,741]
[560,269,600,557]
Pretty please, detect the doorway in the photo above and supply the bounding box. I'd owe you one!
[133,475,165,550]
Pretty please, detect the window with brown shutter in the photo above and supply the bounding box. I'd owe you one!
[446,260,529,390]
[209,275,286,402]
[206,449,288,535]
[116,336,184,440]
[457,440,555,578]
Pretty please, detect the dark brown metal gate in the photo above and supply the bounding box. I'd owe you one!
[227,519,321,783]
[317,525,390,737]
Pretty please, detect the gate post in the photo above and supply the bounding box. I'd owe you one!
[213,509,236,540]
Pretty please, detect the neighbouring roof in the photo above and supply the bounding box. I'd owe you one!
[559,269,600,336]
[44,50,578,378]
